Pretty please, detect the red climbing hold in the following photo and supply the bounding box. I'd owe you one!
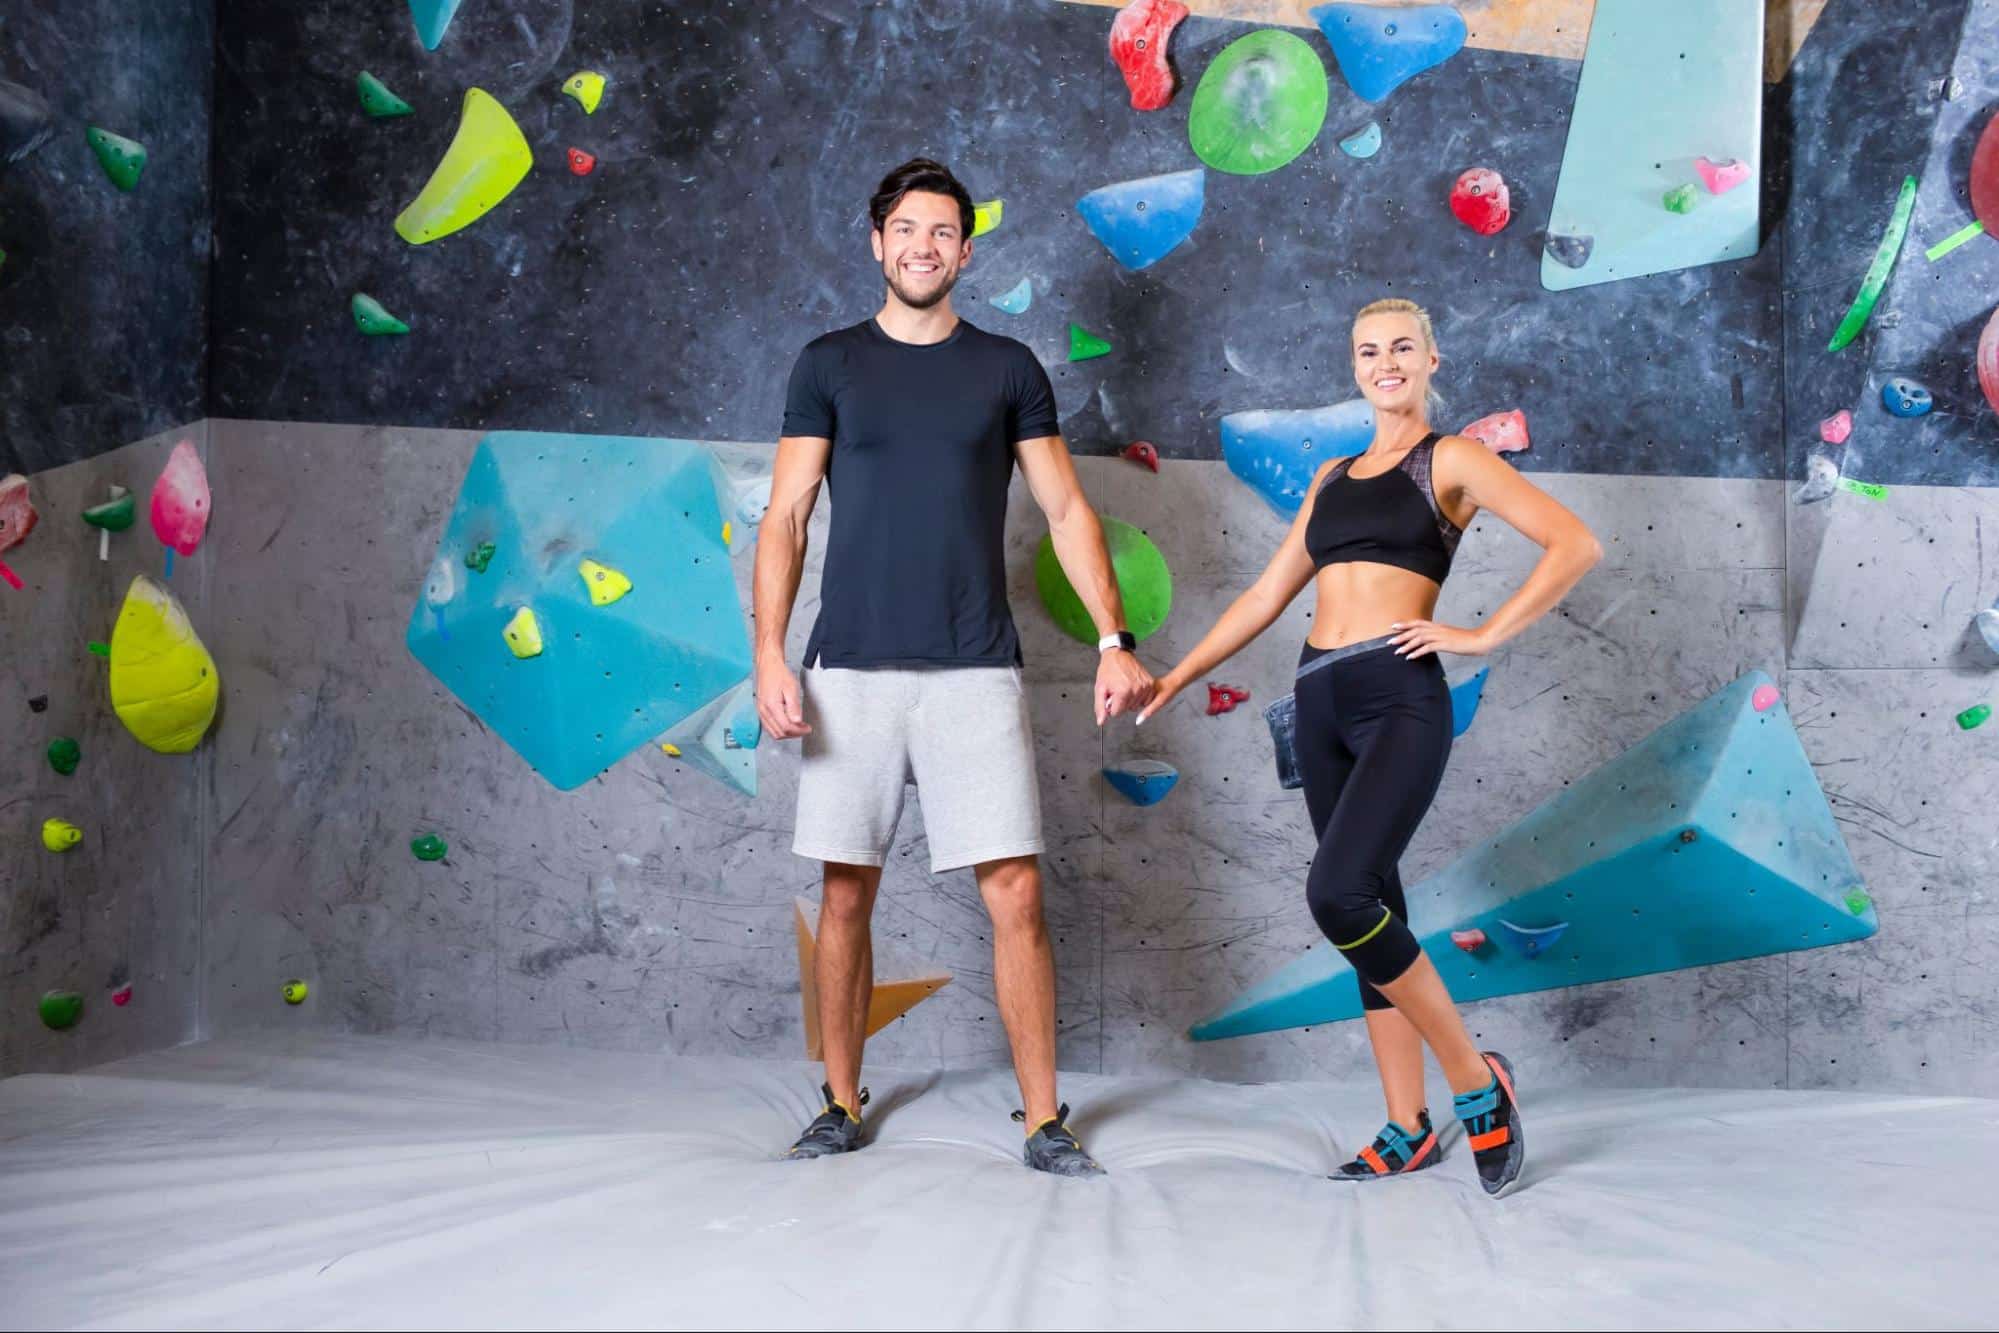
[1206,683,1250,715]
[1819,409,1853,445]
[1110,0,1189,113]
[0,473,36,590]
[111,983,133,1007]
[1459,409,1529,454]
[1972,111,1999,236]
[1977,305,1999,419]
[1123,440,1160,472]
[567,147,596,176]
[1695,155,1751,195]
[1449,168,1510,236]
[1450,928,1486,953]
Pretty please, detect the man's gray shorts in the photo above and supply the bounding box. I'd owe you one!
[794,665,1043,873]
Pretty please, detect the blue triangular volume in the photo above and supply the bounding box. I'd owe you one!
[1220,400,1374,518]
[408,0,466,51]
[1309,2,1466,103]
[1191,672,1875,1039]
[1104,760,1180,806]
[663,679,758,797]
[1075,168,1206,271]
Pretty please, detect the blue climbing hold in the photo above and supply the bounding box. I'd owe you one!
[1103,760,1180,806]
[1496,919,1569,959]
[1881,376,1933,417]
[989,278,1032,315]
[1309,2,1467,103]
[407,0,465,50]
[661,679,759,797]
[1075,167,1206,271]
[1338,121,1382,159]
[1220,400,1375,518]
[1449,665,1489,738]
[724,688,762,752]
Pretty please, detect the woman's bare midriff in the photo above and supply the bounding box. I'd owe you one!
[1307,561,1441,649]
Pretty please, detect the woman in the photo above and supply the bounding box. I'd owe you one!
[1139,299,1601,1196]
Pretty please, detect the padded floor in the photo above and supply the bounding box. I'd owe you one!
[1,1033,1991,1329]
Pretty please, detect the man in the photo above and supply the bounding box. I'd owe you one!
[755,158,1154,1176]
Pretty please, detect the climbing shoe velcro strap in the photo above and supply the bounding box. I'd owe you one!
[1359,1145,1391,1174]
[1468,1126,1511,1152]
[1453,1086,1499,1120]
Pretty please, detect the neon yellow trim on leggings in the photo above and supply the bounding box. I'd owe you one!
[1336,908,1394,952]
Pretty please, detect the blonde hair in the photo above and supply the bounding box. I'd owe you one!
[1352,298,1444,416]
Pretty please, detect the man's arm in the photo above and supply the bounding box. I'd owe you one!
[752,433,831,739]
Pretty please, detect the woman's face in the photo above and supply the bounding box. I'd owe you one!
[1352,312,1438,415]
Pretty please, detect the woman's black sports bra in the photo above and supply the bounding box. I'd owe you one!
[1304,431,1462,585]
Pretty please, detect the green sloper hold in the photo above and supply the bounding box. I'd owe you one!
[1035,517,1172,644]
[39,990,82,1030]
[411,833,448,860]
[1828,175,1918,352]
[351,292,411,335]
[82,492,136,531]
[1069,324,1112,362]
[1187,29,1329,176]
[86,127,146,192]
[47,737,80,775]
[357,71,414,119]
[394,88,533,245]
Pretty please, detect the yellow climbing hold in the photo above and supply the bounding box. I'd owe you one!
[563,70,606,114]
[394,88,534,246]
[577,558,633,606]
[660,742,682,756]
[972,199,1003,238]
[109,574,219,754]
[721,520,732,547]
[41,818,82,852]
[503,606,544,658]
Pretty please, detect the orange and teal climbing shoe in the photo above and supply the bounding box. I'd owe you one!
[784,1083,868,1159]
[1331,1110,1444,1180]
[1452,1051,1524,1197]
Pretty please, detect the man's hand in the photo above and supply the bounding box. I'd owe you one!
[756,658,811,740]
[1094,649,1157,726]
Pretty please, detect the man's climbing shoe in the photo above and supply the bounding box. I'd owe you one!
[784,1083,868,1159]
[1014,1104,1106,1177]
[1452,1051,1524,1197]
[1331,1110,1444,1180]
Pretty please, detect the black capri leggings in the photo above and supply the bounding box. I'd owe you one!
[1293,634,1453,1011]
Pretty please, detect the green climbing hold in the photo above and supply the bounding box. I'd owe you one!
[1069,324,1112,362]
[87,641,110,658]
[411,833,448,861]
[38,990,83,1030]
[47,737,79,775]
[357,70,414,118]
[85,126,146,191]
[1956,702,1990,731]
[1662,183,1698,214]
[1829,175,1917,352]
[82,491,136,531]
[351,292,411,335]
[465,540,496,572]
[1187,29,1329,176]
[1034,516,1172,644]
[1843,889,1872,917]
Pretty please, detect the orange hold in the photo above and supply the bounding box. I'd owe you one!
[567,147,595,176]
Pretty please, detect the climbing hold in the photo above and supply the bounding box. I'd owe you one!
[1695,155,1751,195]
[357,71,413,118]
[38,991,82,1030]
[283,979,309,1004]
[658,679,759,795]
[1751,684,1780,713]
[659,742,681,757]
[1220,400,1374,518]
[567,147,596,176]
[1662,183,1698,214]
[1076,167,1205,270]
[46,737,79,776]
[1819,410,1853,445]
[411,833,448,861]
[1450,928,1486,953]
[82,491,136,531]
[971,199,1003,238]
[1109,0,1188,112]
[1977,306,1999,420]
[28,695,48,712]
[1543,231,1593,269]
[1448,666,1489,738]
[1977,608,1999,657]
[87,641,110,658]
[1843,889,1871,917]
[42,818,82,852]
[577,558,633,606]
[1104,759,1180,806]
[86,127,146,192]
[149,439,210,558]
[110,575,219,753]
[989,278,1032,315]
[1881,376,1932,417]
[1450,168,1510,235]
[395,88,533,245]
[1829,176,1917,352]
[1123,441,1160,473]
[111,983,132,1007]
[1496,919,1568,959]
[563,70,606,114]
[796,897,951,1059]
[406,0,464,50]
[1459,410,1529,455]
[1068,323,1112,362]
[1797,454,1840,505]
[1187,29,1328,176]
[0,473,37,588]
[465,540,496,572]
[1206,683,1250,715]
[1971,111,1999,237]
[1035,517,1172,644]
[723,688,761,752]
[1956,702,1990,731]
[0,77,55,166]
[1310,1,1466,102]
[351,292,410,335]
[721,521,732,547]
[1338,121,1382,159]
[502,606,544,658]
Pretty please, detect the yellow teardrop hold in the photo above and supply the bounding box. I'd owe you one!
[42,818,83,852]
[577,558,633,606]
[660,742,681,757]
[503,606,545,658]
[972,199,1003,237]
[109,574,219,753]
[563,70,606,114]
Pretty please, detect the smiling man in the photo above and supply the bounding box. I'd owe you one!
[754,158,1154,1175]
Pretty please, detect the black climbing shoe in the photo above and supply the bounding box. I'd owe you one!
[784,1083,868,1160]
[1452,1051,1525,1197]
[1331,1110,1445,1180]
[1014,1104,1106,1177]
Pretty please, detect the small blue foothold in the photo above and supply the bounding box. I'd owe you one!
[989,277,1032,315]
[1338,121,1382,159]
[1881,376,1932,417]
[1497,919,1569,959]
[1310,2,1467,102]
[1448,666,1489,738]
[1104,759,1180,806]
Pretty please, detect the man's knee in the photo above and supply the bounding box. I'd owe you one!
[978,856,1045,935]
[822,863,880,925]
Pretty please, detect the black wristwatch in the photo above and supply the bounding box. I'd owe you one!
[1096,630,1138,654]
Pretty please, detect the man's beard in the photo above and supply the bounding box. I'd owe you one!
[883,260,957,310]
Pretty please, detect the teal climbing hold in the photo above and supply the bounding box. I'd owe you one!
[1191,671,1873,1039]
[724,687,762,751]
[357,71,414,118]
[660,678,758,796]
[1219,400,1374,518]
[1338,121,1382,159]
[85,127,146,192]
[1310,3,1466,102]
[1104,759,1179,806]
[351,293,411,335]
[406,0,465,50]
[989,278,1032,315]
[1075,168,1205,271]
[1448,665,1489,738]
[1496,919,1569,958]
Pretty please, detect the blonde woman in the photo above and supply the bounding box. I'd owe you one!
[1141,300,1600,1195]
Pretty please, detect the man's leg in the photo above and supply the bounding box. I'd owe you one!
[818,860,882,1112]
[973,854,1058,1128]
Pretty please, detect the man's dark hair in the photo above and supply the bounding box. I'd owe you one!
[869,158,976,239]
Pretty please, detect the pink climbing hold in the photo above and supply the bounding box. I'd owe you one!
[1977,305,1999,420]
[1450,928,1486,953]
[0,473,37,589]
[1695,155,1751,195]
[1109,0,1189,113]
[1206,683,1250,716]
[1449,168,1510,236]
[1459,409,1529,454]
[1123,440,1160,472]
[1752,684,1780,712]
[149,439,210,557]
[1819,409,1853,445]
[111,983,133,1007]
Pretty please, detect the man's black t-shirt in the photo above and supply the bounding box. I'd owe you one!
[782,317,1060,668]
